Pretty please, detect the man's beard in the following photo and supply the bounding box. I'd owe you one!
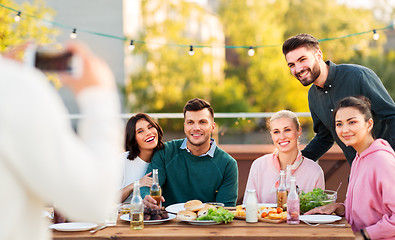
[297,60,321,86]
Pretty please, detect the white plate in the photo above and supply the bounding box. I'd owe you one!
[180,219,221,225]
[165,202,228,214]
[120,213,176,224]
[300,215,342,224]
[165,203,186,214]
[241,203,277,208]
[49,222,98,231]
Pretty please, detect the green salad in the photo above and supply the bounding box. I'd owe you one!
[196,207,234,223]
[299,188,332,213]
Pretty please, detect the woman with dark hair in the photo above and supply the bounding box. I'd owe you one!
[306,96,395,240]
[120,113,164,203]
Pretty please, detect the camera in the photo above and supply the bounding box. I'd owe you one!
[25,45,82,77]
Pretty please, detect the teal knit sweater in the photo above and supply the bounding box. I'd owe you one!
[141,139,238,207]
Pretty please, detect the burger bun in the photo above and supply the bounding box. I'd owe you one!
[197,204,217,218]
[184,200,204,212]
[177,210,197,221]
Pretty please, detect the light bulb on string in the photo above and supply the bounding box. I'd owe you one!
[14,11,21,22]
[128,40,135,51]
[188,45,195,56]
[248,46,255,56]
[372,29,379,40]
[70,28,77,39]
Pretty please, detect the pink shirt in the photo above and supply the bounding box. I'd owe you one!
[345,139,395,239]
[243,152,325,204]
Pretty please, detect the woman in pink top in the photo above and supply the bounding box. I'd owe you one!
[243,110,325,204]
[306,96,395,240]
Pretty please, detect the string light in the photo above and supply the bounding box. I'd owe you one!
[70,28,77,39]
[14,11,21,22]
[247,46,255,56]
[188,45,195,56]
[372,29,379,40]
[128,40,135,51]
[0,3,393,51]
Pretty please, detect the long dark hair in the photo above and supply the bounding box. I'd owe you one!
[124,113,164,160]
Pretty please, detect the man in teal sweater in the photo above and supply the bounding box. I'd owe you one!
[142,98,238,207]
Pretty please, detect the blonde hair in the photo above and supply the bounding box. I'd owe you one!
[269,110,301,130]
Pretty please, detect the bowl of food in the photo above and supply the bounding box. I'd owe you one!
[299,189,337,213]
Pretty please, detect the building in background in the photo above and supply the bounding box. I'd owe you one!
[14,0,125,114]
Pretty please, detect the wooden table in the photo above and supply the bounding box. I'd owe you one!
[52,216,354,240]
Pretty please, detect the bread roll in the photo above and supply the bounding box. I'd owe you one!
[184,200,204,212]
[197,204,216,218]
[177,210,197,221]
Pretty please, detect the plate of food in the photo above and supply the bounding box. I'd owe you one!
[49,222,98,231]
[175,200,234,225]
[232,205,287,223]
[166,200,225,214]
[299,215,342,224]
[120,213,176,225]
[181,219,222,225]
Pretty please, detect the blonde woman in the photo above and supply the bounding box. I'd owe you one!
[243,110,325,204]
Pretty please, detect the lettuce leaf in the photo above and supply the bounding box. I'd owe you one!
[196,207,234,223]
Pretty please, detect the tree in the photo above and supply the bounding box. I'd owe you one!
[0,0,58,52]
[217,0,307,112]
[0,0,59,85]
[126,0,249,119]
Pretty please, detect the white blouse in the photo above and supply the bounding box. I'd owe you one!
[120,152,150,203]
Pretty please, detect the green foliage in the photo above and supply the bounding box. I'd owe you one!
[125,0,391,120]
[299,188,332,213]
[218,0,304,112]
[196,207,234,223]
[0,0,58,52]
[126,1,227,114]
[284,0,382,62]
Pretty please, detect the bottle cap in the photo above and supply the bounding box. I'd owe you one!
[247,189,256,193]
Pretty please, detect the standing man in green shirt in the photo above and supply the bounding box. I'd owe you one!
[282,33,395,165]
[142,98,238,207]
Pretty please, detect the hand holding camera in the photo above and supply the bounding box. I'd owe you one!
[24,42,115,95]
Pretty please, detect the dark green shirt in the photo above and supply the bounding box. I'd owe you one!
[141,139,239,207]
[302,61,395,165]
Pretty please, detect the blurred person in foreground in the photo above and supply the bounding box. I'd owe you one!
[0,42,123,240]
[120,113,164,203]
[282,33,395,166]
[243,110,325,204]
[142,98,238,207]
[306,96,395,240]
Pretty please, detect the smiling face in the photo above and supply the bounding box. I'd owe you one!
[135,119,159,152]
[184,109,215,149]
[270,117,301,153]
[335,107,373,152]
[285,47,322,87]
